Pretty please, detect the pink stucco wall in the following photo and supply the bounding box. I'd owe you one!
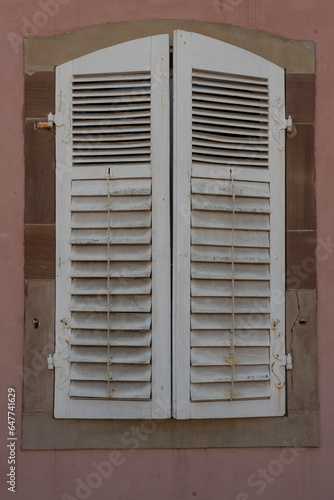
[1,1,333,499]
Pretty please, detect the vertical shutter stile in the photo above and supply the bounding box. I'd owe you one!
[55,35,170,419]
[173,31,286,419]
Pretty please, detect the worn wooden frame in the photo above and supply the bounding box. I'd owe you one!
[22,19,317,449]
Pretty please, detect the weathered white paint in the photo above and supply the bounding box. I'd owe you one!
[173,30,285,419]
[55,34,171,419]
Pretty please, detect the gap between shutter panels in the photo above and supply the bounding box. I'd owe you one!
[190,69,271,402]
[69,72,153,401]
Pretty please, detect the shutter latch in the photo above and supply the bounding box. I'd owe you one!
[36,112,63,130]
[281,353,293,370]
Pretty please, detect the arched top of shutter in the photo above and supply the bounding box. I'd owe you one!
[55,34,171,419]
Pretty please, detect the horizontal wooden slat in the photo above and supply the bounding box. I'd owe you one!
[193,101,268,116]
[192,123,268,138]
[192,84,269,101]
[73,89,151,99]
[191,314,270,330]
[70,166,110,180]
[192,154,267,167]
[192,109,268,123]
[191,365,270,383]
[72,179,151,196]
[71,165,152,179]
[192,93,269,109]
[71,295,151,312]
[192,164,270,188]
[72,132,151,142]
[190,381,270,401]
[71,211,151,229]
[191,297,270,314]
[191,245,270,263]
[192,228,269,247]
[191,195,270,213]
[70,381,151,399]
[71,278,151,295]
[73,111,150,121]
[192,211,269,230]
[71,363,151,381]
[72,96,150,105]
[192,116,268,131]
[72,122,151,133]
[73,81,151,90]
[72,155,150,164]
[71,312,151,330]
[191,280,270,297]
[191,330,270,347]
[70,346,152,363]
[73,141,150,151]
[191,263,269,280]
[71,244,151,262]
[73,152,151,162]
[73,119,150,129]
[193,131,268,146]
[192,178,269,198]
[71,262,151,278]
[193,77,268,94]
[70,330,151,346]
[192,70,268,86]
[73,74,151,83]
[191,347,269,366]
[74,130,150,144]
[193,144,267,159]
[71,228,152,245]
[71,195,151,212]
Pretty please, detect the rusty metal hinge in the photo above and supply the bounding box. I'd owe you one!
[36,112,64,130]
[36,112,54,130]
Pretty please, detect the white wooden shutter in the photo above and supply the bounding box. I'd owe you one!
[173,31,286,419]
[55,35,171,419]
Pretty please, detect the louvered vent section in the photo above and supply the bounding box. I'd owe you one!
[190,69,271,402]
[69,72,153,401]
[72,73,151,170]
[192,70,269,169]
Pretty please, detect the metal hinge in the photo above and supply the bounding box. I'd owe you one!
[47,354,54,370]
[285,115,293,134]
[36,112,64,130]
[47,352,62,370]
[281,353,293,370]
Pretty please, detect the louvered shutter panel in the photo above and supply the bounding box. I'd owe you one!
[55,35,171,418]
[173,31,285,419]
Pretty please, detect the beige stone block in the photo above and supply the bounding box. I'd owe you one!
[25,20,315,73]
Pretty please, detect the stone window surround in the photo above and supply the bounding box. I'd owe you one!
[22,19,317,450]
